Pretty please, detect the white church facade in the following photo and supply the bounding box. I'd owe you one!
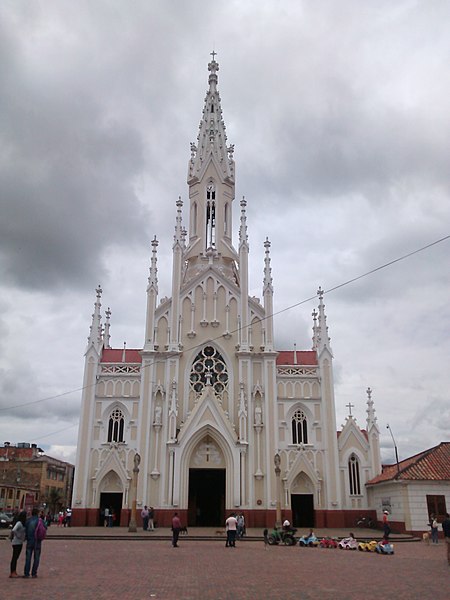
[72,57,382,528]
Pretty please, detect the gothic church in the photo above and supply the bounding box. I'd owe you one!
[72,57,382,528]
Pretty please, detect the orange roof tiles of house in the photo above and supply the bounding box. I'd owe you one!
[276,351,317,366]
[367,442,450,485]
[101,349,142,363]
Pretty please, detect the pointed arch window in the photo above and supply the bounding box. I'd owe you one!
[292,409,308,444]
[348,454,361,495]
[189,345,228,399]
[108,408,125,443]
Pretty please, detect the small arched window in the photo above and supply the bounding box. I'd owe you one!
[108,408,125,443]
[348,454,361,495]
[292,409,308,444]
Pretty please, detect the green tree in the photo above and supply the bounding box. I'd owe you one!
[47,489,63,514]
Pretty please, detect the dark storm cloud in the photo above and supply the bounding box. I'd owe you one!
[0,23,149,290]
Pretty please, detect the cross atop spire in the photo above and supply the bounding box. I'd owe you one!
[346,402,354,417]
[210,50,217,61]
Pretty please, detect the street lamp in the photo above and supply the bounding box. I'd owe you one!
[386,424,400,474]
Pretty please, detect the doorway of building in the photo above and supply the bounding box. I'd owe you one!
[99,492,123,526]
[291,494,314,527]
[188,468,225,526]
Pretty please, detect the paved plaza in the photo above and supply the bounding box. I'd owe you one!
[1,534,448,599]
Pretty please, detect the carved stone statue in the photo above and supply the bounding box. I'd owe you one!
[154,405,162,425]
[133,453,141,471]
[255,404,262,426]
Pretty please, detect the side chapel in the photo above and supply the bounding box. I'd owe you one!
[72,56,382,527]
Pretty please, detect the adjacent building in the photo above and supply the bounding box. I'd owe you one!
[367,441,450,535]
[0,442,74,514]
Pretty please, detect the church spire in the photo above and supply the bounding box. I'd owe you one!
[316,286,332,355]
[87,284,103,353]
[188,53,235,185]
[184,53,238,281]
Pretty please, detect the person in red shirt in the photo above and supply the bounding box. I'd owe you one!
[172,512,182,547]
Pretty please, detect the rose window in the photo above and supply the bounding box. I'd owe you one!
[189,346,228,398]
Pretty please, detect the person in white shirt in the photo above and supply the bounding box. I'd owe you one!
[225,513,238,547]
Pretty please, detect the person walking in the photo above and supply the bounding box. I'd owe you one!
[24,508,46,578]
[172,512,182,547]
[431,515,439,544]
[225,513,238,547]
[148,506,155,531]
[9,511,26,578]
[141,505,149,531]
[442,513,450,566]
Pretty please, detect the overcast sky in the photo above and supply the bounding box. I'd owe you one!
[1,0,449,467]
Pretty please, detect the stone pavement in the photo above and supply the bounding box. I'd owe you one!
[1,534,448,600]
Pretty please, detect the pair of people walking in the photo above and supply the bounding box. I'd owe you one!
[9,508,46,578]
[141,505,155,531]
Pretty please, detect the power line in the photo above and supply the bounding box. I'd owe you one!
[1,233,449,417]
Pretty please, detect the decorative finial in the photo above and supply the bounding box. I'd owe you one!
[317,286,324,300]
[366,387,372,400]
[210,50,217,61]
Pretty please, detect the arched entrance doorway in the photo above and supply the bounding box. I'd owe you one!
[291,472,315,527]
[187,435,225,526]
[98,470,123,527]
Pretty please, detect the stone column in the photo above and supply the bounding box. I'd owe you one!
[128,453,140,532]
[274,453,281,528]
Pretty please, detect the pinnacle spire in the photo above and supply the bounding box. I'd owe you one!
[104,307,111,349]
[87,284,103,352]
[366,387,378,430]
[148,236,159,291]
[263,238,273,293]
[188,53,235,184]
[173,197,184,246]
[311,309,319,350]
[316,286,332,355]
[239,196,248,248]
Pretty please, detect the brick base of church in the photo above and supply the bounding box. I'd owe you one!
[72,508,380,529]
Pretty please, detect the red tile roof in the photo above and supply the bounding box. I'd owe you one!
[367,442,450,484]
[276,351,318,366]
[101,349,142,363]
